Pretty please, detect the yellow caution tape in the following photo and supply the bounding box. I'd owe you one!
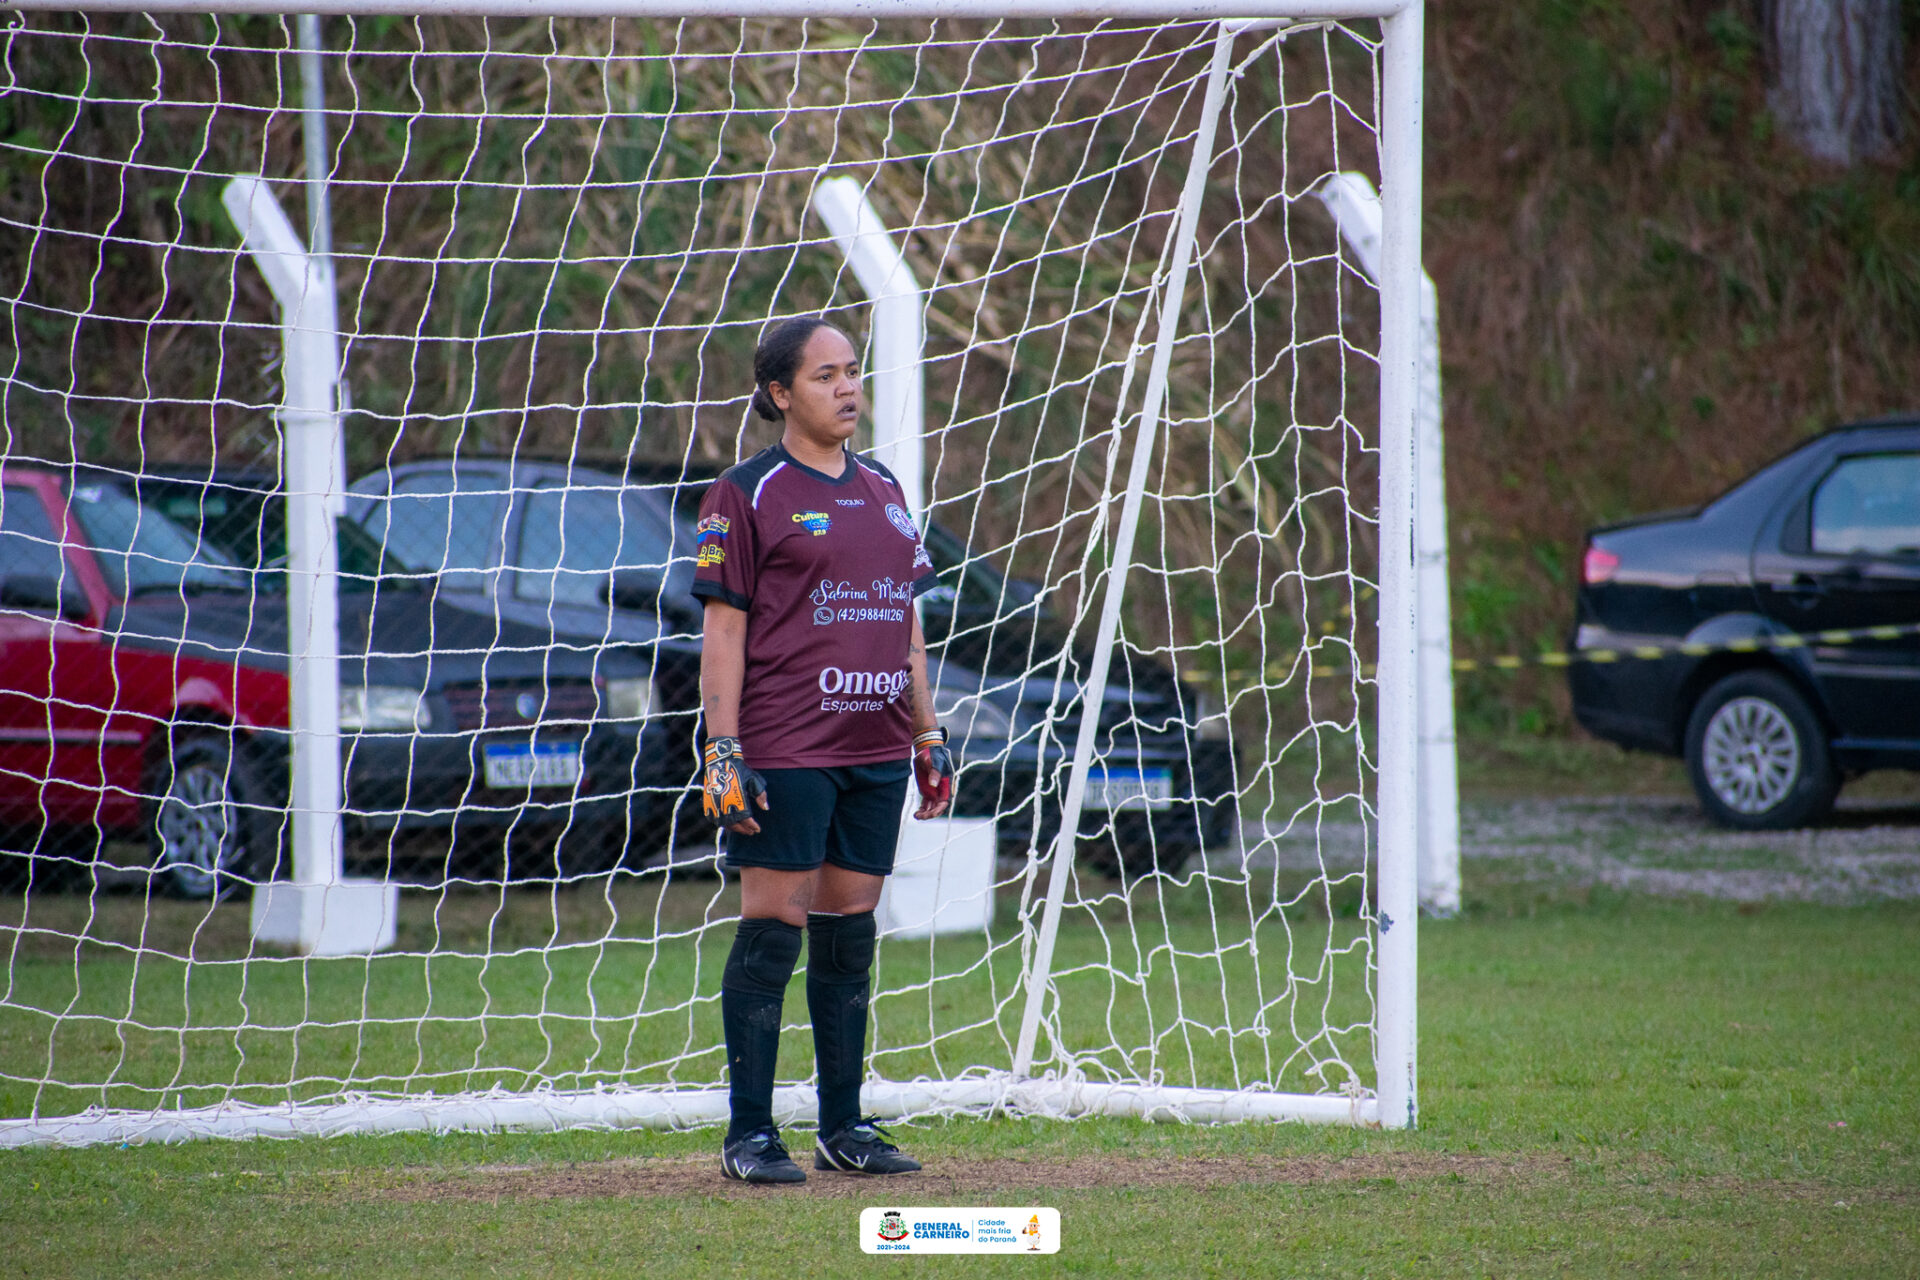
[1188,620,1920,685]
[1446,620,1920,675]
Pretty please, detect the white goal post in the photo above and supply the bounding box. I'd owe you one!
[0,2,1431,1145]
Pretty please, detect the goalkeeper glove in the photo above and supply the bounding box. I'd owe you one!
[912,726,953,819]
[702,736,768,830]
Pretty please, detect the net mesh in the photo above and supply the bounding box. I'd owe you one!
[0,13,1388,1137]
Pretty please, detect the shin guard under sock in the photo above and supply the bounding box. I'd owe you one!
[806,910,877,1137]
[722,917,803,1141]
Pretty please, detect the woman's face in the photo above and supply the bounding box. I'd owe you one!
[771,327,862,447]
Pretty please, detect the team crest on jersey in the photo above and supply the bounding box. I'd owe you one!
[884,503,918,540]
[793,510,831,536]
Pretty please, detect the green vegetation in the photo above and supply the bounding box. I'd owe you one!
[3,895,1914,1278]
[8,9,1913,738]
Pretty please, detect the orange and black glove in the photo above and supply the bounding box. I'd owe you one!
[701,736,768,830]
[912,726,953,819]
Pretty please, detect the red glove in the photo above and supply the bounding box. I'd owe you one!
[702,736,768,831]
[912,726,953,819]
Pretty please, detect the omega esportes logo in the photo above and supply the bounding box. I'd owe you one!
[818,665,911,712]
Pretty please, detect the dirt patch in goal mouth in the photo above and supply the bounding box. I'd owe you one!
[369,1151,1545,1204]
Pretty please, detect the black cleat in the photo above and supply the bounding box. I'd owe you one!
[721,1128,807,1184]
[814,1117,922,1175]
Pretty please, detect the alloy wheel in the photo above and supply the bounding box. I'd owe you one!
[1701,696,1801,816]
[156,761,238,897]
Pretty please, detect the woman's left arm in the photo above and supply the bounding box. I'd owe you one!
[907,611,937,736]
[906,612,952,820]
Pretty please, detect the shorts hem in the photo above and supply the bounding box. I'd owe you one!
[720,851,894,878]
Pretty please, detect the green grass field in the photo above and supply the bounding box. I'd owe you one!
[3,877,1915,1277]
[0,870,1374,1120]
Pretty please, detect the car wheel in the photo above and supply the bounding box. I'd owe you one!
[1684,671,1838,831]
[151,735,284,900]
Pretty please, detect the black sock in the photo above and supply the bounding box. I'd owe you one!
[806,910,877,1138]
[721,917,803,1142]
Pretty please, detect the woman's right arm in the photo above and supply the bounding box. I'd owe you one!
[700,598,749,740]
[700,598,766,833]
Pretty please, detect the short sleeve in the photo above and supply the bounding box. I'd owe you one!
[689,480,755,611]
[909,534,939,599]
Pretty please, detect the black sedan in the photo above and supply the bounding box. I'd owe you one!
[1569,417,1920,828]
[90,466,665,886]
[340,456,709,854]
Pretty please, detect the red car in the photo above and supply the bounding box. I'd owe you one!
[0,467,286,895]
[0,465,656,897]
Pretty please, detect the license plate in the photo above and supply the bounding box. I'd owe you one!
[1085,767,1173,811]
[482,741,581,788]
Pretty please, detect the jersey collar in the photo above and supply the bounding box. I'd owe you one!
[774,442,859,487]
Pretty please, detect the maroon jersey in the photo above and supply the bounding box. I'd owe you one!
[691,443,939,768]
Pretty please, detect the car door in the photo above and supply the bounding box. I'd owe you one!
[0,480,69,831]
[0,478,124,831]
[1753,448,1920,745]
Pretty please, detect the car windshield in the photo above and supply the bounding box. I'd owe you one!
[139,484,418,592]
[65,481,251,597]
[514,481,691,605]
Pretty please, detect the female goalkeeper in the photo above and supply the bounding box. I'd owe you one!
[690,315,953,1184]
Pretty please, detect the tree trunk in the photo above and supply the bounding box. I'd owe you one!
[1768,0,1905,165]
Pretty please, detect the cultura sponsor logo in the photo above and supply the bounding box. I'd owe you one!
[793,510,831,536]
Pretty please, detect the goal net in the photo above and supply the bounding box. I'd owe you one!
[0,8,1420,1145]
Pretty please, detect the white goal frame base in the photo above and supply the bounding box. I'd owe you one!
[0,1076,1379,1149]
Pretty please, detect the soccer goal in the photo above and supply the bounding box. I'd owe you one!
[0,2,1426,1146]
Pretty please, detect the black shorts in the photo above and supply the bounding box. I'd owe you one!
[724,760,912,877]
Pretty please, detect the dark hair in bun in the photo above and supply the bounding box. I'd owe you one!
[751,315,839,422]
